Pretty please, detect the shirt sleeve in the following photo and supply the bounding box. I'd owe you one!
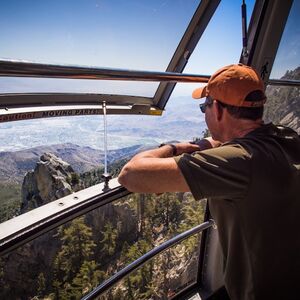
[174,144,251,201]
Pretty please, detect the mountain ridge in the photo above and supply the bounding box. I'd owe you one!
[0,143,150,183]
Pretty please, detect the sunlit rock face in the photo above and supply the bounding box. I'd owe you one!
[280,110,300,134]
[21,152,83,213]
[264,66,300,134]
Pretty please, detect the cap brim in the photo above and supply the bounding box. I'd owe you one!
[192,86,207,99]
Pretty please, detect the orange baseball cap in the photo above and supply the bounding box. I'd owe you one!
[192,64,266,107]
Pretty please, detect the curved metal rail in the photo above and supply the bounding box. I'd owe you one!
[82,220,214,300]
[0,179,130,256]
[268,79,300,87]
[0,60,210,83]
[1,61,298,91]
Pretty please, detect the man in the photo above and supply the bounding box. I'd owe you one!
[118,64,300,300]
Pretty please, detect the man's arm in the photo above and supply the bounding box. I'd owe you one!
[118,138,220,193]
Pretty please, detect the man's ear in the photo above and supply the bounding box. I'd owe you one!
[214,100,223,121]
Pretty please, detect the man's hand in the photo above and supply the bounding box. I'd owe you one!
[166,137,221,156]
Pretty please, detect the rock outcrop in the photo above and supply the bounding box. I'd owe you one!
[21,152,83,213]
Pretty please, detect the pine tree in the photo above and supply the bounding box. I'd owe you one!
[71,260,105,298]
[178,195,206,259]
[120,239,153,298]
[99,222,118,256]
[52,216,97,298]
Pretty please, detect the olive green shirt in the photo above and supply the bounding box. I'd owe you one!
[175,124,300,300]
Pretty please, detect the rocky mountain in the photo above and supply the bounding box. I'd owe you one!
[264,66,300,133]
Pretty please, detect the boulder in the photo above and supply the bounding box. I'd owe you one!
[21,152,83,213]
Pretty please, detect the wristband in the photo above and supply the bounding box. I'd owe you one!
[159,143,177,156]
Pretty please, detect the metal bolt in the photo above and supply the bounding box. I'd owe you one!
[210,219,217,229]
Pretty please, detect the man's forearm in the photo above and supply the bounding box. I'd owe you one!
[118,138,220,192]
[129,138,218,162]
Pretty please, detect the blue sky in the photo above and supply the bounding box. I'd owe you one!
[0,0,199,70]
[0,0,298,97]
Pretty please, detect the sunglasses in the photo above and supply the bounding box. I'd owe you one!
[199,97,214,113]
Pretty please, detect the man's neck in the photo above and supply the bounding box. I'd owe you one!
[222,119,263,142]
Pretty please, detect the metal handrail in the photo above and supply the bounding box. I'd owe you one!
[0,60,210,83]
[82,220,214,300]
[1,61,299,87]
[0,179,130,256]
[268,79,300,87]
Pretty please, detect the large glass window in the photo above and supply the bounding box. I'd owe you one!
[174,0,255,96]
[0,86,208,223]
[0,193,206,299]
[270,0,300,79]
[264,1,300,132]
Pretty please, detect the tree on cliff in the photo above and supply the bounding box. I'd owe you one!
[51,216,99,299]
[119,239,153,299]
[100,221,119,256]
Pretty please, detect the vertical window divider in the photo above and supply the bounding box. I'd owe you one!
[101,101,112,191]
